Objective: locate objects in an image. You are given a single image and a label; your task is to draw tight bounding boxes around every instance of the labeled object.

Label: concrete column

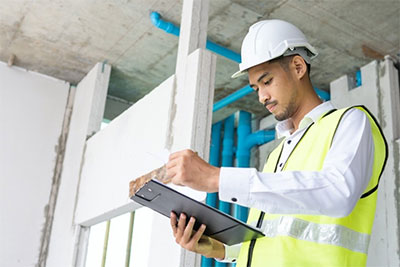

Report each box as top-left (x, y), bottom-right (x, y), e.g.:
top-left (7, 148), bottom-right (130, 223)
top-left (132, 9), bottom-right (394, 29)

top-left (169, 0), bottom-right (215, 203)
top-left (169, 0), bottom-right (214, 158)
top-left (169, 3), bottom-right (215, 266)
top-left (175, 0), bottom-right (209, 80)
top-left (173, 49), bottom-right (216, 267)
top-left (170, 48), bottom-right (216, 157)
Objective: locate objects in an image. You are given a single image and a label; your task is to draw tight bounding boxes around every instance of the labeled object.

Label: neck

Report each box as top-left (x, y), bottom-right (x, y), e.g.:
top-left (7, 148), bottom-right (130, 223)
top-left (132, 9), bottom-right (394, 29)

top-left (291, 85), bottom-right (322, 131)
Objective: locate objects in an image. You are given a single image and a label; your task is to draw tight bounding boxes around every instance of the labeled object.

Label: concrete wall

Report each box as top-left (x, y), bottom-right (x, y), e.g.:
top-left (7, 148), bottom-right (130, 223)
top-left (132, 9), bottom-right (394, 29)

top-left (0, 61), bottom-right (70, 267)
top-left (330, 57), bottom-right (400, 267)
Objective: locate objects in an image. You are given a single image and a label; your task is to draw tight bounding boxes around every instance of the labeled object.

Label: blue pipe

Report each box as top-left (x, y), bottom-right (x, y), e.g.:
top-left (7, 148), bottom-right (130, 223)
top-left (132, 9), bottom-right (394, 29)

top-left (314, 87), bottom-right (330, 101)
top-left (206, 122), bottom-right (222, 206)
top-left (356, 70), bottom-right (362, 87)
top-left (214, 86), bottom-right (330, 113)
top-left (213, 85), bottom-right (253, 112)
top-left (245, 130), bottom-right (275, 151)
top-left (214, 116), bottom-right (235, 267)
top-left (203, 122), bottom-right (222, 267)
top-left (219, 116), bottom-right (234, 213)
top-left (234, 111), bottom-right (276, 222)
top-left (150, 12), bottom-right (180, 36)
top-left (150, 11), bottom-right (241, 63)
top-left (222, 115), bottom-right (235, 168)
top-left (235, 111), bottom-right (252, 222)
top-left (206, 41), bottom-right (241, 63)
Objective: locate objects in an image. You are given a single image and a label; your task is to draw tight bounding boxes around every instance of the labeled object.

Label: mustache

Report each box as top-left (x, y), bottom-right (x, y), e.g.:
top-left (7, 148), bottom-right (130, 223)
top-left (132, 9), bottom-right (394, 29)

top-left (264, 100), bottom-right (277, 108)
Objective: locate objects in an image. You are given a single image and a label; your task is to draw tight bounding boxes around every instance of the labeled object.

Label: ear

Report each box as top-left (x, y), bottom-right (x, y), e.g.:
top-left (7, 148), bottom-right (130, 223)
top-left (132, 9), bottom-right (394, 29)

top-left (291, 55), bottom-right (307, 80)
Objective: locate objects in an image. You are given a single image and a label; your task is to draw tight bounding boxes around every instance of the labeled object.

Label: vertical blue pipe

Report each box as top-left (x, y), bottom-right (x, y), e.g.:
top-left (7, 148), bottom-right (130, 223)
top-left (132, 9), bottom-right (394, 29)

top-left (215, 116), bottom-right (234, 267)
top-left (356, 70), bottom-right (362, 87)
top-left (220, 116), bottom-right (234, 215)
top-left (235, 111), bottom-right (252, 222)
top-left (207, 122), bottom-right (222, 206)
top-left (202, 122), bottom-right (222, 267)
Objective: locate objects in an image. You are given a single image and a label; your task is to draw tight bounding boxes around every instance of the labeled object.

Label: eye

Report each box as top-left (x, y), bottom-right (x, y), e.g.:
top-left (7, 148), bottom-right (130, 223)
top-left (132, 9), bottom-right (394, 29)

top-left (265, 78), bottom-right (273, 85)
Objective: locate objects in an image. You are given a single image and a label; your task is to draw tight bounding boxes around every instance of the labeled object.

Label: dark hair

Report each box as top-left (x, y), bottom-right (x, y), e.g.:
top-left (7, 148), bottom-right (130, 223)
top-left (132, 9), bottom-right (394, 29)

top-left (269, 55), bottom-right (311, 75)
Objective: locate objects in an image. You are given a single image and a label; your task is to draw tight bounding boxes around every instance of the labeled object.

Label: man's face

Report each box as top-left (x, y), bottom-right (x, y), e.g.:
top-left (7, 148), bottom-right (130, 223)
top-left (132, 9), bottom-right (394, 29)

top-left (248, 60), bottom-right (298, 121)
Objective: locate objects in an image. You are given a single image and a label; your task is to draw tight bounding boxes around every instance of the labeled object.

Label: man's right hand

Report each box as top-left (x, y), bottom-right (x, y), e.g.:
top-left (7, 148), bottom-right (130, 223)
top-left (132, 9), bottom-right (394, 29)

top-left (170, 212), bottom-right (225, 259)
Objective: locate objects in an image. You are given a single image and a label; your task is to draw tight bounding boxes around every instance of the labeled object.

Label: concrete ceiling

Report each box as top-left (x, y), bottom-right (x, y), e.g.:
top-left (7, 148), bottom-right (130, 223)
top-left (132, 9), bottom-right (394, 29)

top-left (1, 0), bottom-right (399, 121)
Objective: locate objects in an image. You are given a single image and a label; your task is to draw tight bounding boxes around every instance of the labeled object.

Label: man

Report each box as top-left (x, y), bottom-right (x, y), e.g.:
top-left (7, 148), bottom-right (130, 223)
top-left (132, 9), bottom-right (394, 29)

top-left (166, 19), bottom-right (387, 266)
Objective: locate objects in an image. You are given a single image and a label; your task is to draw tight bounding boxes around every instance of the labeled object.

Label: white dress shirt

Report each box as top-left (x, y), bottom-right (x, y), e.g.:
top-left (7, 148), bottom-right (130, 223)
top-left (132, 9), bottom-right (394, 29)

top-left (218, 101), bottom-right (374, 262)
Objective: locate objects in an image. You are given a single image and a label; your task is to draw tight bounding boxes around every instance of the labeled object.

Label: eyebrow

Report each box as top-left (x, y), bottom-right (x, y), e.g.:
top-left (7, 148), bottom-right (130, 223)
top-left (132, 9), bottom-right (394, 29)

top-left (249, 72), bottom-right (270, 88)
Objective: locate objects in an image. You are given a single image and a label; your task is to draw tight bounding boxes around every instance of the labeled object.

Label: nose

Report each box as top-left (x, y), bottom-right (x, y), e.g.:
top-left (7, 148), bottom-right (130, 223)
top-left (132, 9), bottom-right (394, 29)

top-left (258, 88), bottom-right (270, 105)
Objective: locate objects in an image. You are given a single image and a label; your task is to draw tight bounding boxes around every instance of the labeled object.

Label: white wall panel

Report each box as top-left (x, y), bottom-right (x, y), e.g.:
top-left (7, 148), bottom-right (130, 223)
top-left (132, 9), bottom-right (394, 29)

top-left (75, 48), bottom-right (215, 267)
top-left (74, 75), bottom-right (176, 226)
top-left (0, 61), bottom-right (69, 267)
top-left (46, 63), bottom-right (111, 267)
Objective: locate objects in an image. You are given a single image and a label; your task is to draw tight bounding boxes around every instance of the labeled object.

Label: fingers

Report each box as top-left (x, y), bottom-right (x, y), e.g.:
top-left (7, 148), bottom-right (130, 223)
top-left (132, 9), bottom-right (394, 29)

top-left (170, 212), bottom-right (178, 237)
top-left (182, 216), bottom-right (195, 244)
top-left (166, 153), bottom-right (182, 184)
top-left (166, 160), bottom-right (184, 186)
top-left (169, 149), bottom-right (195, 161)
top-left (172, 213), bottom-right (205, 252)
top-left (176, 213), bottom-right (187, 242)
top-left (190, 223), bottom-right (206, 246)
top-left (167, 149), bottom-right (219, 192)
top-left (166, 158), bottom-right (177, 169)
top-left (166, 161), bottom-right (180, 185)
top-left (167, 150), bottom-right (196, 186)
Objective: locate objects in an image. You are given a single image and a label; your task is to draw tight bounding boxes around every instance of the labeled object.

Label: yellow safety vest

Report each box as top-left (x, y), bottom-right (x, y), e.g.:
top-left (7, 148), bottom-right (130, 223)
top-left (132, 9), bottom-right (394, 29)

top-left (236, 106), bottom-right (387, 267)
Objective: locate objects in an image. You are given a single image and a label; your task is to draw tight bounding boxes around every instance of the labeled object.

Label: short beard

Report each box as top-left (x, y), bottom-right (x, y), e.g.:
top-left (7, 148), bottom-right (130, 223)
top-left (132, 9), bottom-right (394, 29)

top-left (274, 92), bottom-right (297, 121)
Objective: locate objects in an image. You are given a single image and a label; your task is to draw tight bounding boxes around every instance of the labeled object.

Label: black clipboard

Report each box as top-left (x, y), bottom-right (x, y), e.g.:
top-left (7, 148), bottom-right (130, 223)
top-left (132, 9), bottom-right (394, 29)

top-left (130, 179), bottom-right (264, 245)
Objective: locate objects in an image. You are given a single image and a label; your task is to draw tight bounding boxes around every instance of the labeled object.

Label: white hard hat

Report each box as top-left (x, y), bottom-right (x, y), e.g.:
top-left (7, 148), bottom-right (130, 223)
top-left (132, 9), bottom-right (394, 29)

top-left (232, 19), bottom-right (318, 78)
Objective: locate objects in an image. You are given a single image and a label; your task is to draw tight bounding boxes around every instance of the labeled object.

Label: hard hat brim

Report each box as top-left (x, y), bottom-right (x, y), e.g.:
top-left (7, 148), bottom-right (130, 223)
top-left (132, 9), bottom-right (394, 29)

top-left (231, 69), bottom-right (247, 79)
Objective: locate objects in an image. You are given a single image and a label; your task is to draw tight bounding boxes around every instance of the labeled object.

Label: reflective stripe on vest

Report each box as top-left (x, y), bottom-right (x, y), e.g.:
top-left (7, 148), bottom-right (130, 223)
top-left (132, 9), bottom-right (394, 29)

top-left (259, 216), bottom-right (370, 254)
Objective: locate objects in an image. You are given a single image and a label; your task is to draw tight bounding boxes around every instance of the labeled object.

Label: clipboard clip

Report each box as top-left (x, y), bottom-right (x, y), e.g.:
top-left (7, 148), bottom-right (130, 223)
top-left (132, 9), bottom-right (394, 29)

top-left (135, 183), bottom-right (161, 201)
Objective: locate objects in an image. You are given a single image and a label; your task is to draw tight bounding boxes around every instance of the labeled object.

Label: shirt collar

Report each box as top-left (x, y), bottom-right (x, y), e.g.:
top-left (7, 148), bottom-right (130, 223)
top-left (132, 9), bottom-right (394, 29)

top-left (275, 101), bottom-right (336, 138)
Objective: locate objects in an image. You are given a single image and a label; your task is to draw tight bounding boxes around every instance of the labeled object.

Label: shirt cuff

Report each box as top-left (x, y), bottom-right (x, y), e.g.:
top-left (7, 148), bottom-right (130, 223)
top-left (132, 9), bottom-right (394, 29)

top-left (219, 167), bottom-right (253, 206)
top-left (215, 244), bottom-right (241, 263)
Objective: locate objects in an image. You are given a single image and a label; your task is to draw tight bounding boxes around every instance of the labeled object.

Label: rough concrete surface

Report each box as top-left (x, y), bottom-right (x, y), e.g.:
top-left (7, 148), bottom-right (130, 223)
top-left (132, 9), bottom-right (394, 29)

top-left (0, 0), bottom-right (399, 120)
